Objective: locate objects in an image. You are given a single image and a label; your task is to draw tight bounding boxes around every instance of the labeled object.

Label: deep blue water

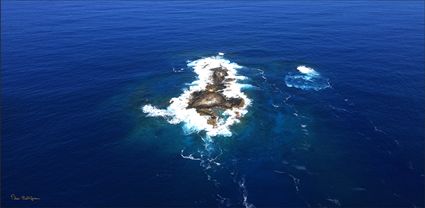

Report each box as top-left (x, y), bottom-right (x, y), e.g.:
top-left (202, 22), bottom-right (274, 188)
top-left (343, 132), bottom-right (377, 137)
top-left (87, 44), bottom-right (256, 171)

top-left (2, 1), bottom-right (424, 207)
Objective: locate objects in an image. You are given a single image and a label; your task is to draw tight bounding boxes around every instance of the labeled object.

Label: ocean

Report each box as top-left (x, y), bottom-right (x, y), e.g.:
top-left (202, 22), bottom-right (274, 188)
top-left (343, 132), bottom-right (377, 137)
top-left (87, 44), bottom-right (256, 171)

top-left (2, 1), bottom-right (424, 207)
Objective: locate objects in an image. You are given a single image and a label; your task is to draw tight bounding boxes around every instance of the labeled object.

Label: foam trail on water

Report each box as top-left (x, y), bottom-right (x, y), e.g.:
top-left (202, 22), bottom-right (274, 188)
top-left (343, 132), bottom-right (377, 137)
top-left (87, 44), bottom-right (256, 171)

top-left (142, 54), bottom-right (251, 137)
top-left (239, 177), bottom-right (255, 208)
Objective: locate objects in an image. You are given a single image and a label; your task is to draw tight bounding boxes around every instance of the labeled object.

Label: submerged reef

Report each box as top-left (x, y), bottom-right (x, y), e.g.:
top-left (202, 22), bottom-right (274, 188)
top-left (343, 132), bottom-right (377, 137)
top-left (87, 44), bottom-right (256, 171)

top-left (285, 65), bottom-right (330, 91)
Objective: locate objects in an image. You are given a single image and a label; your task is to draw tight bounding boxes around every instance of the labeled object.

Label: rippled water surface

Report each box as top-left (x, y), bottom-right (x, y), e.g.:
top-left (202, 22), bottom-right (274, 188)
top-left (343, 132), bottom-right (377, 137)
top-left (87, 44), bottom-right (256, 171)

top-left (2, 1), bottom-right (424, 207)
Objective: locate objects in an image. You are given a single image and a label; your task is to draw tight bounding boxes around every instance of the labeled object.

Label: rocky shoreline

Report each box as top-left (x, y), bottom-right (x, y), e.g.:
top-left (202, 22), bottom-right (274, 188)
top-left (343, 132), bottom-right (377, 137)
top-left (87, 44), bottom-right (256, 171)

top-left (187, 66), bottom-right (245, 127)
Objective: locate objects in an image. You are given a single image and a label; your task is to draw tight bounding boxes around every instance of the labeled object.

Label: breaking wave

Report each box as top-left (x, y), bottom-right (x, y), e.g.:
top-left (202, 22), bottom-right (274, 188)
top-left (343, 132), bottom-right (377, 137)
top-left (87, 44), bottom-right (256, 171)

top-left (285, 65), bottom-right (330, 91)
top-left (142, 53), bottom-right (251, 137)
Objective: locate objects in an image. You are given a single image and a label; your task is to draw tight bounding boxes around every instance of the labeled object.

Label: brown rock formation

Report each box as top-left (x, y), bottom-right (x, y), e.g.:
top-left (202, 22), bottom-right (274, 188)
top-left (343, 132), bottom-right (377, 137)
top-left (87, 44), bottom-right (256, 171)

top-left (189, 92), bottom-right (226, 108)
top-left (187, 65), bottom-right (245, 127)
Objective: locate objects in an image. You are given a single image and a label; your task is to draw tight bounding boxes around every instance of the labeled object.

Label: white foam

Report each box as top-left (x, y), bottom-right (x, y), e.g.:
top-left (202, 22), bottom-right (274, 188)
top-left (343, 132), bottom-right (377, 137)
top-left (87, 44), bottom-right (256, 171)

top-left (297, 65), bottom-right (319, 76)
top-left (142, 55), bottom-right (251, 137)
top-left (285, 65), bottom-right (330, 91)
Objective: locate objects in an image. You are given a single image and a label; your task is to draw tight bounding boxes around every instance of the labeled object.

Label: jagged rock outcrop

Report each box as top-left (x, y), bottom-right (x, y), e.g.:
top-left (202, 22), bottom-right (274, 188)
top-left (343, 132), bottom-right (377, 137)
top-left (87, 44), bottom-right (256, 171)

top-left (187, 66), bottom-right (245, 127)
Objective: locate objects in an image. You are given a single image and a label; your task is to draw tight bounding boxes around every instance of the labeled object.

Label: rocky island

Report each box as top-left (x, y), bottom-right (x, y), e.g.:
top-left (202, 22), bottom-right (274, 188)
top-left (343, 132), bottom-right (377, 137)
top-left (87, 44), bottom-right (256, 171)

top-left (143, 55), bottom-right (250, 137)
top-left (187, 66), bottom-right (245, 127)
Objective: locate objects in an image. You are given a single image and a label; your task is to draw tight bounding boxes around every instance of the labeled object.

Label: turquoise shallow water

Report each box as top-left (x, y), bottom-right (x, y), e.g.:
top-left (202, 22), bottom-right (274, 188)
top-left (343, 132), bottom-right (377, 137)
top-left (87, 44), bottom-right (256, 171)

top-left (2, 1), bottom-right (424, 207)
